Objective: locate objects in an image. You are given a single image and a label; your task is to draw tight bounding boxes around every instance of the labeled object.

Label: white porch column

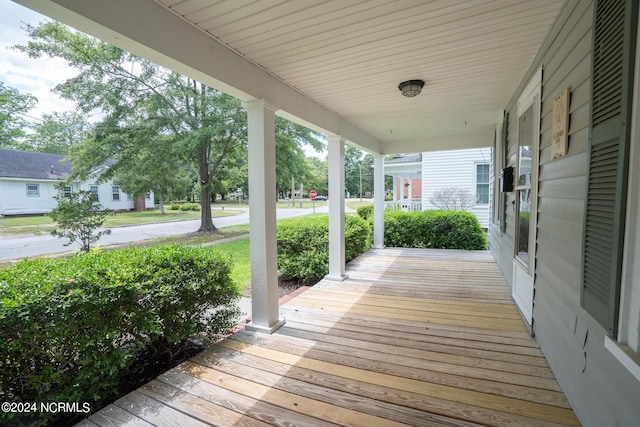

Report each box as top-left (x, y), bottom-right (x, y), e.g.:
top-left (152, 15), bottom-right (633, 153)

top-left (243, 99), bottom-right (284, 333)
top-left (392, 176), bottom-right (398, 201)
top-left (373, 155), bottom-right (385, 249)
top-left (326, 135), bottom-right (347, 281)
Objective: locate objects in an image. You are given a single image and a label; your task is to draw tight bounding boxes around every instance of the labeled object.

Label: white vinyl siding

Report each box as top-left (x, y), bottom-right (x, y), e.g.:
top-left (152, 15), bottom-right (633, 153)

top-left (422, 147), bottom-right (492, 228)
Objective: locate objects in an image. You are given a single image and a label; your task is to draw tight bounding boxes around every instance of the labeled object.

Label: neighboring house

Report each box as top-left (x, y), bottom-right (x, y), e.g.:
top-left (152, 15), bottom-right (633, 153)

top-left (0, 148), bottom-right (154, 216)
top-left (384, 147), bottom-right (492, 228)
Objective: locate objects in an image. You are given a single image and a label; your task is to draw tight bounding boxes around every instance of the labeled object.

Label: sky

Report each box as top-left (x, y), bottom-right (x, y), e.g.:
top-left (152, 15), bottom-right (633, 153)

top-left (0, 0), bottom-right (78, 123)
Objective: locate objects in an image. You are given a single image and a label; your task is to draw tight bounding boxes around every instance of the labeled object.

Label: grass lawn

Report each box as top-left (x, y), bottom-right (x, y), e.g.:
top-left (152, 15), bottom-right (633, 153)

top-left (345, 199), bottom-right (374, 210)
top-left (0, 208), bottom-right (240, 236)
top-left (212, 237), bottom-right (251, 293)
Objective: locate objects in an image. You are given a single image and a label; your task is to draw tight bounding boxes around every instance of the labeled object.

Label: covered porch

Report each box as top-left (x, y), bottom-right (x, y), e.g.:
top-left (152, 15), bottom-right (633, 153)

top-left (78, 248), bottom-right (580, 427)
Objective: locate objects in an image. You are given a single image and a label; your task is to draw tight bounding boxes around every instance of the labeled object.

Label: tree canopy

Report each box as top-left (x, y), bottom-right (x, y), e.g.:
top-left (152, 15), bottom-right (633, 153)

top-left (0, 81), bottom-right (37, 148)
top-left (16, 21), bottom-right (325, 230)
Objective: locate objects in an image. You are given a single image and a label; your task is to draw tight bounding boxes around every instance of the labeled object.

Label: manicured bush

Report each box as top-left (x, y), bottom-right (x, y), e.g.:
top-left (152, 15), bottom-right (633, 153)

top-left (357, 204), bottom-right (374, 221)
top-left (0, 245), bottom-right (239, 426)
top-left (179, 202), bottom-right (201, 211)
top-left (384, 210), bottom-right (487, 250)
top-left (277, 215), bottom-right (372, 283)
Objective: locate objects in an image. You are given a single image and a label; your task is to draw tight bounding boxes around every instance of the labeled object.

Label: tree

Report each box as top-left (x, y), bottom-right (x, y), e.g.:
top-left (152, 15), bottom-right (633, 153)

top-left (28, 110), bottom-right (90, 154)
top-left (304, 157), bottom-right (328, 197)
top-left (0, 81), bottom-right (37, 148)
top-left (274, 117), bottom-right (324, 201)
top-left (429, 187), bottom-right (476, 211)
top-left (344, 146), bottom-right (374, 199)
top-left (16, 21), bottom-right (247, 232)
top-left (49, 182), bottom-right (111, 252)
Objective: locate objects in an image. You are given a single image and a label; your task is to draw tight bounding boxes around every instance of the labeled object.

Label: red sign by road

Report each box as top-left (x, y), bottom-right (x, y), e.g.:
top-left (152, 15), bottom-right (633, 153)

top-left (310, 190), bottom-right (317, 199)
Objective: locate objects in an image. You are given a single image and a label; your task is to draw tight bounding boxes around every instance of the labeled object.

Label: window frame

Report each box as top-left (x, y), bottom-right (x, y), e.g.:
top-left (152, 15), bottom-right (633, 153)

top-left (475, 163), bottom-right (490, 205)
top-left (112, 185), bottom-right (121, 201)
top-left (26, 183), bottom-right (40, 197)
top-left (89, 184), bottom-right (99, 202)
top-left (63, 185), bottom-right (73, 198)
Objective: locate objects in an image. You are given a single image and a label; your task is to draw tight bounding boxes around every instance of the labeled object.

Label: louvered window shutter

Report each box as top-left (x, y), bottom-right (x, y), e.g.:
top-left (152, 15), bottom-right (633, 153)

top-left (582, 0), bottom-right (638, 336)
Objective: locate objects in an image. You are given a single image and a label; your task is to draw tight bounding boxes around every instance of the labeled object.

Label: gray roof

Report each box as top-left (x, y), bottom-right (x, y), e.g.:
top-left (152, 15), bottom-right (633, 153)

top-left (385, 153), bottom-right (422, 164)
top-left (0, 148), bottom-right (116, 180)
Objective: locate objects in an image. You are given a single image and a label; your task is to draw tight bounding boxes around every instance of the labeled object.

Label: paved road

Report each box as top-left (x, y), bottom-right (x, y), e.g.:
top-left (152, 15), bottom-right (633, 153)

top-left (0, 206), bottom-right (329, 261)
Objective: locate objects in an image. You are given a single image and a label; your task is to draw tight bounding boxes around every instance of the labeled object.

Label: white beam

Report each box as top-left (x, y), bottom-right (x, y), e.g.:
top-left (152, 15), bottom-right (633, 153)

top-left (243, 99), bottom-right (284, 334)
top-left (17, 0), bottom-right (381, 153)
top-left (326, 135), bottom-right (347, 281)
top-left (380, 129), bottom-right (494, 154)
top-left (373, 155), bottom-right (385, 249)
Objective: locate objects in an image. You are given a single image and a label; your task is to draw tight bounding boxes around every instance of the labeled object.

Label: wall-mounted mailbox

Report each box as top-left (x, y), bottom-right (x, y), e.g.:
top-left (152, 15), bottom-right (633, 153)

top-left (501, 166), bottom-right (514, 192)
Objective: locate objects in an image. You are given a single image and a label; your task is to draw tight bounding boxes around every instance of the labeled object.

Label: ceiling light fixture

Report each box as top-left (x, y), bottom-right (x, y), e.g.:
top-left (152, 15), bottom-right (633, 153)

top-left (398, 79), bottom-right (425, 97)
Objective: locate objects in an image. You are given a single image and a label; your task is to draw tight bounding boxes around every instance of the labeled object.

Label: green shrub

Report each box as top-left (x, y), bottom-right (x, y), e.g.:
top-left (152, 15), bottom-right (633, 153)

top-left (277, 215), bottom-right (372, 283)
top-left (384, 210), bottom-right (486, 250)
top-left (170, 202), bottom-right (181, 210)
top-left (179, 202), bottom-right (200, 211)
top-left (357, 204), bottom-right (374, 221)
top-left (0, 245), bottom-right (239, 426)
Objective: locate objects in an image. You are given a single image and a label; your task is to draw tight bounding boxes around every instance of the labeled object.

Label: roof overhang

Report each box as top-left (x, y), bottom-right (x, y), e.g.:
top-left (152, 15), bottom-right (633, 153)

top-left (15, 0), bottom-right (566, 155)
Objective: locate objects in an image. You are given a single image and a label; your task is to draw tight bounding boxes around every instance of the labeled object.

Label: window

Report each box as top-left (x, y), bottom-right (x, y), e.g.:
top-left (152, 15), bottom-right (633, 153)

top-left (476, 164), bottom-right (489, 204)
top-left (89, 185), bottom-right (99, 201)
top-left (112, 185), bottom-right (120, 201)
top-left (63, 185), bottom-right (72, 198)
top-left (26, 183), bottom-right (39, 197)
top-left (145, 192), bottom-right (151, 200)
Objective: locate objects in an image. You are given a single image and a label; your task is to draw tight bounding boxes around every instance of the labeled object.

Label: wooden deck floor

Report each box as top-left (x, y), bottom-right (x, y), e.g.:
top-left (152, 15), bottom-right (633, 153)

top-left (78, 248), bottom-right (581, 427)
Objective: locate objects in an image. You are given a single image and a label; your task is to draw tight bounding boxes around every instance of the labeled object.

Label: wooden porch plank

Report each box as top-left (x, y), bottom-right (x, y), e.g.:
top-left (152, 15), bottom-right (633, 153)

top-left (279, 303), bottom-right (540, 348)
top-left (282, 301), bottom-right (542, 356)
top-left (189, 350), bottom-right (484, 427)
top-left (276, 312), bottom-right (555, 378)
top-left (293, 287), bottom-right (523, 317)
top-left (137, 378), bottom-right (276, 427)
top-left (113, 391), bottom-right (211, 427)
top-left (201, 344), bottom-right (572, 427)
top-left (155, 369), bottom-right (340, 427)
top-left (88, 404), bottom-right (155, 427)
top-left (275, 323), bottom-right (562, 391)
top-left (280, 302), bottom-right (534, 341)
top-left (172, 360), bottom-right (411, 427)
top-left (227, 330), bottom-right (569, 408)
top-left (215, 339), bottom-right (580, 426)
top-left (286, 296), bottom-right (528, 332)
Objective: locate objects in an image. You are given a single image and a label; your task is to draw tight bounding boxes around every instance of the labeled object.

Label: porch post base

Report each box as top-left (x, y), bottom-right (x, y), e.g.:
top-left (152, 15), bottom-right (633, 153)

top-left (245, 318), bottom-right (286, 334)
top-left (325, 274), bottom-right (349, 282)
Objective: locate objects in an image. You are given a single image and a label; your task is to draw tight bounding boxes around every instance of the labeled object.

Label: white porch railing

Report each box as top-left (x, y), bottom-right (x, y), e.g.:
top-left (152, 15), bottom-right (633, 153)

top-left (385, 198), bottom-right (422, 212)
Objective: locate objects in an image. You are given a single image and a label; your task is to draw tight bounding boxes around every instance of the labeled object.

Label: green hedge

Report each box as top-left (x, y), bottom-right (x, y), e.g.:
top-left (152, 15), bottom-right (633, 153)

top-left (277, 215), bottom-right (372, 283)
top-left (0, 246), bottom-right (239, 426)
top-left (383, 210), bottom-right (487, 250)
top-left (356, 204), bottom-right (374, 221)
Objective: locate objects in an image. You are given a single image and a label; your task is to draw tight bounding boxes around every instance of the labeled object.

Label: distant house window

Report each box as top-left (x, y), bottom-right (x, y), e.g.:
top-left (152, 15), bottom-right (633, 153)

top-left (63, 185), bottom-right (73, 198)
top-left (89, 185), bottom-right (99, 201)
top-left (145, 192), bottom-right (151, 200)
top-left (112, 185), bottom-right (121, 201)
top-left (127, 193), bottom-right (133, 201)
top-left (26, 183), bottom-right (40, 197)
top-left (476, 164), bottom-right (490, 204)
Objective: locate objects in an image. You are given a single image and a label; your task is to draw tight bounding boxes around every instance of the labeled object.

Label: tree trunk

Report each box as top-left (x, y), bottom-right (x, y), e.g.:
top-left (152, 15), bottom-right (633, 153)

top-left (198, 146), bottom-right (215, 232)
top-left (159, 194), bottom-right (165, 215)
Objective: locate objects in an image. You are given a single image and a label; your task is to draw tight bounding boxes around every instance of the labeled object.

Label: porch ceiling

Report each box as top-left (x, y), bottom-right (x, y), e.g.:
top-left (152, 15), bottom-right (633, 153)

top-left (16, 0), bottom-right (565, 154)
